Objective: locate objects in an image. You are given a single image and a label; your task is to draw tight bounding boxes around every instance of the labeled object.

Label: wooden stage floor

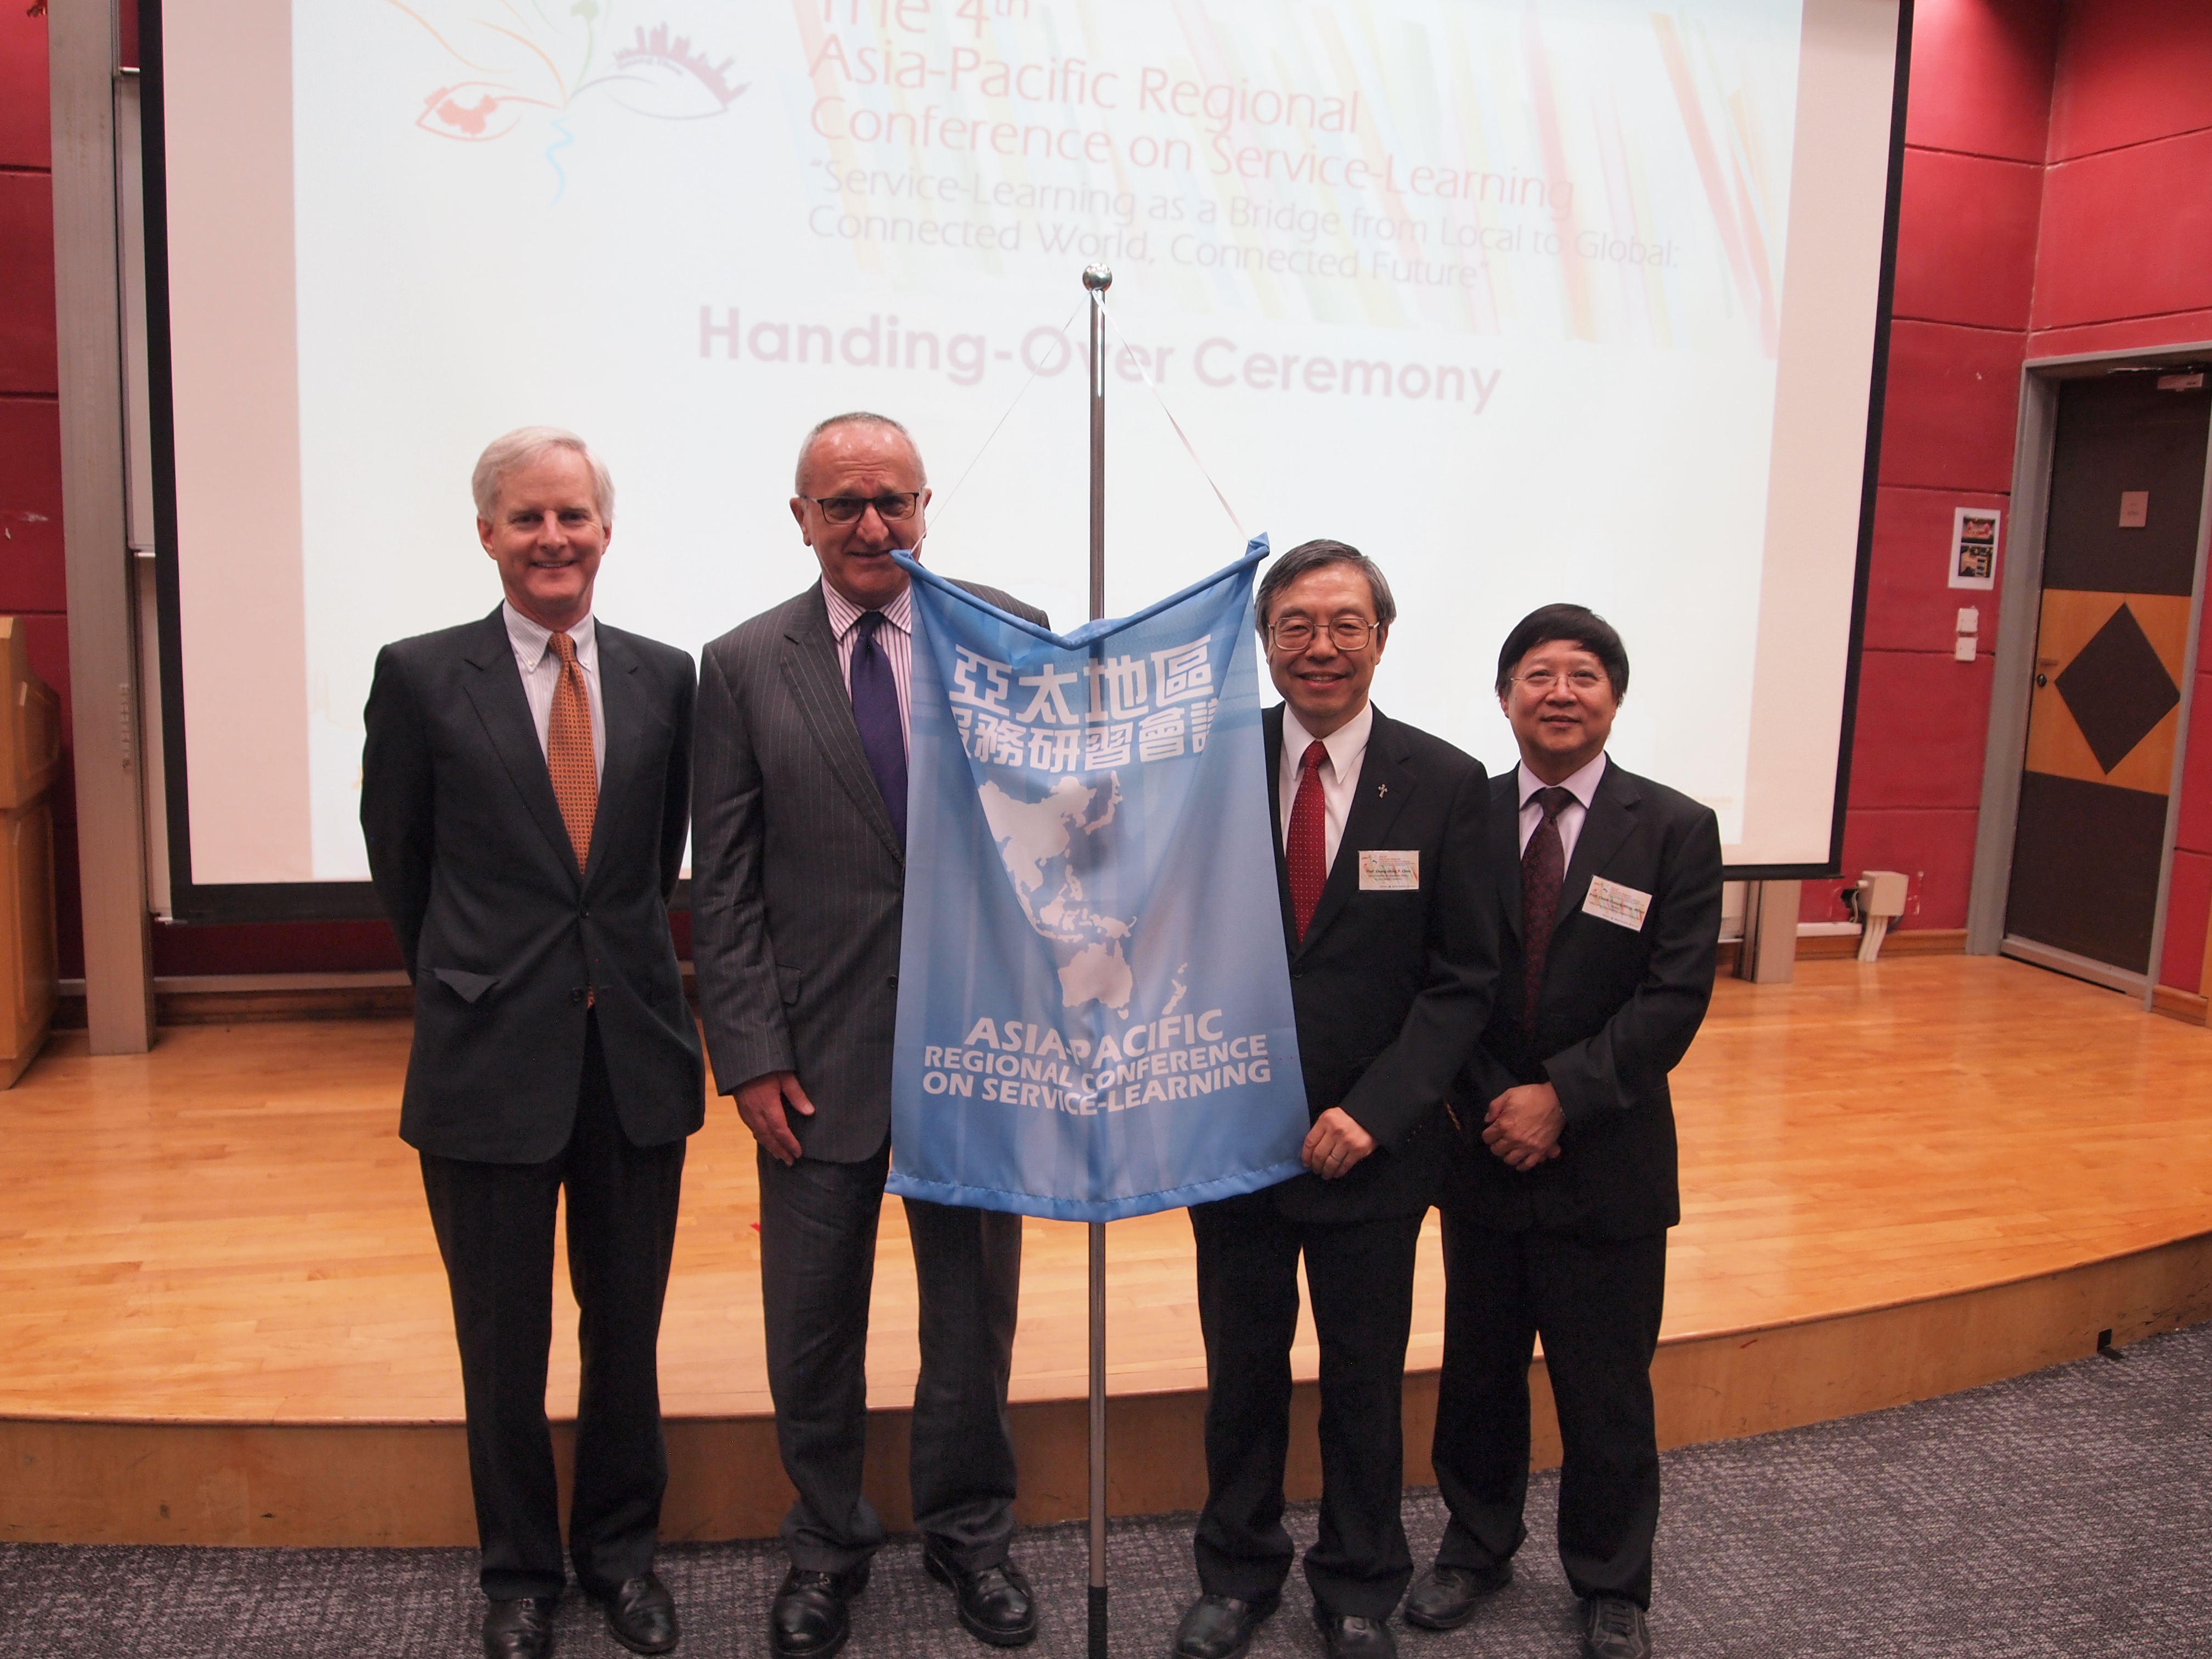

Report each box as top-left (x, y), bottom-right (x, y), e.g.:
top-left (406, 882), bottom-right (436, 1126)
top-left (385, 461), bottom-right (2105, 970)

top-left (4, 956), bottom-right (2210, 1545)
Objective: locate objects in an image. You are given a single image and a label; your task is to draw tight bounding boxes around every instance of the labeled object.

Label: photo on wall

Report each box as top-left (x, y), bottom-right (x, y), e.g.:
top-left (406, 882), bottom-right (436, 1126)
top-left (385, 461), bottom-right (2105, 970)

top-left (1948, 506), bottom-right (2000, 591)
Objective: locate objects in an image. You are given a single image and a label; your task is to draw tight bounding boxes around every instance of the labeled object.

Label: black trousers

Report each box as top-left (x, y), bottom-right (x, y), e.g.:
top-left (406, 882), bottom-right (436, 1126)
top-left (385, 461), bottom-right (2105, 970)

top-left (419, 1016), bottom-right (687, 1601)
top-left (1188, 1192), bottom-right (1425, 1620)
top-left (756, 1143), bottom-right (1024, 1573)
top-left (1428, 1212), bottom-right (1667, 1607)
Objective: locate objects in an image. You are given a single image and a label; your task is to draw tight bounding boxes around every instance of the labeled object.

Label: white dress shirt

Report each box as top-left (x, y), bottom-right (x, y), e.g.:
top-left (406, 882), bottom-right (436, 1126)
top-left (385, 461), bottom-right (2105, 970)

top-left (821, 577), bottom-right (913, 752)
top-left (503, 601), bottom-right (604, 782)
top-left (1516, 751), bottom-right (1609, 867)
top-left (1278, 701), bottom-right (1374, 876)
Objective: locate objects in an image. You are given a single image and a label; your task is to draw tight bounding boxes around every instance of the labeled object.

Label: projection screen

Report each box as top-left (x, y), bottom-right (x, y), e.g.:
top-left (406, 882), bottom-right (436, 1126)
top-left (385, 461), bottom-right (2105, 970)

top-left (142, 0), bottom-right (1906, 917)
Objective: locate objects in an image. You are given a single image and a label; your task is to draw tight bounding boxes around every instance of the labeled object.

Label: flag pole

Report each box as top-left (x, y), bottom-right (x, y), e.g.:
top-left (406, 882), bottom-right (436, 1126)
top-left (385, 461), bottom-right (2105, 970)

top-left (1081, 259), bottom-right (1112, 1659)
top-left (1086, 263), bottom-right (1111, 618)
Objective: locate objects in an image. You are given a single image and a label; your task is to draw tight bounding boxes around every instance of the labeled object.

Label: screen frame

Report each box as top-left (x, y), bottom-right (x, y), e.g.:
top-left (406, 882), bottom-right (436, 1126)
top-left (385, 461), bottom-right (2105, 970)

top-left (136, 0), bottom-right (1912, 923)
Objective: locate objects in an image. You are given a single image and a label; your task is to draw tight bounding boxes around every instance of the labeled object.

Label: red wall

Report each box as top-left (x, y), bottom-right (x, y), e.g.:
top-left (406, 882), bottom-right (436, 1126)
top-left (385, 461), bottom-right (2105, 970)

top-left (0, 5), bottom-right (83, 978)
top-left (2023, 1), bottom-right (2212, 992)
top-left (0, 11), bottom-right (402, 981)
top-left (8, 4), bottom-right (2212, 979)
top-left (1811, 0), bottom-right (2212, 964)
top-left (1806, 0), bottom-right (2061, 934)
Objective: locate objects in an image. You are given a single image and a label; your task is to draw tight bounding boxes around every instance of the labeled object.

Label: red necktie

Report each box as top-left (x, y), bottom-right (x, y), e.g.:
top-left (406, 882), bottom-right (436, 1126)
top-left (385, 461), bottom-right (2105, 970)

top-left (1521, 786), bottom-right (1575, 1035)
top-left (1287, 741), bottom-right (1329, 942)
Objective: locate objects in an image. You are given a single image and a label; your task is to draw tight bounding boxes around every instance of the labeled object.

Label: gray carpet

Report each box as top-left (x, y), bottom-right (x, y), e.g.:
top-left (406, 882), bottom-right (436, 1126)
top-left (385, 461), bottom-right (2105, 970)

top-left (5, 1320), bottom-right (2208, 1658)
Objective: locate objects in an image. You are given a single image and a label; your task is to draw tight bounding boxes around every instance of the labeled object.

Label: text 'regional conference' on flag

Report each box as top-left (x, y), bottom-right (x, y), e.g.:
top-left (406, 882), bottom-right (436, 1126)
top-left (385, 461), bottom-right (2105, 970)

top-left (885, 539), bottom-right (1310, 1222)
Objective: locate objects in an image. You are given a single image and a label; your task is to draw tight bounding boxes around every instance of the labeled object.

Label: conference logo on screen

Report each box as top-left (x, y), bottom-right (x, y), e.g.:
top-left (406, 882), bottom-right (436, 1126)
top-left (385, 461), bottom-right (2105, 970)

top-left (397, 4), bottom-right (748, 153)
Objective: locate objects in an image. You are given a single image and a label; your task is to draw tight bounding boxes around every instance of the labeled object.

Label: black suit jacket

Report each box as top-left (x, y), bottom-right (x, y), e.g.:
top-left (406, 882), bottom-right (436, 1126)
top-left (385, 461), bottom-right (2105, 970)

top-left (361, 608), bottom-right (706, 1163)
top-left (1259, 703), bottom-right (1496, 1223)
top-left (1449, 758), bottom-right (1723, 1238)
top-left (689, 579), bottom-right (1046, 1163)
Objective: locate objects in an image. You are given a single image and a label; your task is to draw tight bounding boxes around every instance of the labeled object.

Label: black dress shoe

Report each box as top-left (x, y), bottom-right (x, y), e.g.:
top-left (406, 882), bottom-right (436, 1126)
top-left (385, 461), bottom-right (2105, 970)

top-left (1402, 1562), bottom-right (1511, 1631)
top-left (922, 1548), bottom-right (1039, 1646)
top-left (1582, 1595), bottom-right (1650, 1659)
top-left (769, 1562), bottom-right (870, 1659)
top-left (1314, 1607), bottom-right (1397, 1659)
top-left (595, 1573), bottom-right (678, 1655)
top-left (1171, 1592), bottom-right (1279, 1659)
top-left (483, 1596), bottom-right (558, 1659)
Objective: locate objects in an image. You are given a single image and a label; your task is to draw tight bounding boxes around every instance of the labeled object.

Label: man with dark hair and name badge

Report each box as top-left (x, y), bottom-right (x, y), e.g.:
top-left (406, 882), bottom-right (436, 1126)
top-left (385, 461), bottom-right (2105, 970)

top-left (1407, 605), bottom-right (1723, 1659)
top-left (1173, 540), bottom-right (1495, 1659)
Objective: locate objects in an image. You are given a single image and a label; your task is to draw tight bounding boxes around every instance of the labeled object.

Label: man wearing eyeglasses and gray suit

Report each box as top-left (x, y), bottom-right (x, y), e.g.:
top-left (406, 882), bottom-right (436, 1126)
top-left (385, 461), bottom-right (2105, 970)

top-left (690, 413), bottom-right (1049, 1659)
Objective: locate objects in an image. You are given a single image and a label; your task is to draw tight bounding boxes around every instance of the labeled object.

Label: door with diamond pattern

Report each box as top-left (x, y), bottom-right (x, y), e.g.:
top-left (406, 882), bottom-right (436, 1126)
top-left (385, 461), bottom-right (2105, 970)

top-left (2005, 373), bottom-right (2211, 979)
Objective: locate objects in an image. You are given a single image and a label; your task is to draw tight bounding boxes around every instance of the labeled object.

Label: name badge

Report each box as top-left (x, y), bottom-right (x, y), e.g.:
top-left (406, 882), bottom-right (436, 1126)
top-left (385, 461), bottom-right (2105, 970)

top-left (1583, 876), bottom-right (1652, 931)
top-left (1358, 850), bottom-right (1420, 891)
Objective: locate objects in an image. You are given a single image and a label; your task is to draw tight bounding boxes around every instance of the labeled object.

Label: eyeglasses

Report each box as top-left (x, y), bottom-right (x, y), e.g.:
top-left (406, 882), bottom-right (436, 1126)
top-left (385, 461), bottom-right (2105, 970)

top-left (808, 492), bottom-right (922, 524)
top-left (1268, 618), bottom-right (1381, 653)
top-left (1511, 669), bottom-right (1609, 694)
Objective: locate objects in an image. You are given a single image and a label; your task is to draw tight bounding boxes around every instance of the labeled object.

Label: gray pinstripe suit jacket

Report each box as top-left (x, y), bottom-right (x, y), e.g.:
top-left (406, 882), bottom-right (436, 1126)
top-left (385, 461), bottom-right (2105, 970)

top-left (690, 578), bottom-right (1046, 1163)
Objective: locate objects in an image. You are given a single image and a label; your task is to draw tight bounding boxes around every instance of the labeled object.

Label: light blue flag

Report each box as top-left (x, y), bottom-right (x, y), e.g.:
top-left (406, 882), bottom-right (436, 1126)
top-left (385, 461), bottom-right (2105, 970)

top-left (885, 539), bottom-right (1310, 1222)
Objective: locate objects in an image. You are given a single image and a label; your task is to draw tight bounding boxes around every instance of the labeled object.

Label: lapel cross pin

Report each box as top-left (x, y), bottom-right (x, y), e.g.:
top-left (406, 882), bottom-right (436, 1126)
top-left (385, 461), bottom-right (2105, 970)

top-left (1377, 784), bottom-right (1389, 797)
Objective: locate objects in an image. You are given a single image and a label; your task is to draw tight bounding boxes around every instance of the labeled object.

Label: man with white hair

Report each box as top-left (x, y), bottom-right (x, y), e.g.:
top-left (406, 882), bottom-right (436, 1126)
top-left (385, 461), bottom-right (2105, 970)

top-left (362, 428), bottom-right (704, 1659)
top-left (691, 413), bottom-right (1048, 1658)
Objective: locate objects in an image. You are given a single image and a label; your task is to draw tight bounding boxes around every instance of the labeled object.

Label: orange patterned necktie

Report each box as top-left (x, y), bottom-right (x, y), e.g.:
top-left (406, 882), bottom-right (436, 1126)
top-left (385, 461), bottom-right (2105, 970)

top-left (546, 631), bottom-right (597, 875)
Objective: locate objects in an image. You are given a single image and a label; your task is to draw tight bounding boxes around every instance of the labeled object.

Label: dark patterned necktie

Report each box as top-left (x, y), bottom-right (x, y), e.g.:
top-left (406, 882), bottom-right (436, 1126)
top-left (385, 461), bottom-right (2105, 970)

top-left (1286, 741), bottom-right (1328, 942)
top-left (1521, 786), bottom-right (1576, 1035)
top-left (850, 610), bottom-right (907, 845)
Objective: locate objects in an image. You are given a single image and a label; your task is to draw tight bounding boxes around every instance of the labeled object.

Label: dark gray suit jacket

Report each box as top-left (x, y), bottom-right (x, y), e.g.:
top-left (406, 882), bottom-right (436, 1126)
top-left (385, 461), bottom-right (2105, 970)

top-left (360, 608), bottom-right (706, 1163)
top-left (689, 578), bottom-right (1046, 1163)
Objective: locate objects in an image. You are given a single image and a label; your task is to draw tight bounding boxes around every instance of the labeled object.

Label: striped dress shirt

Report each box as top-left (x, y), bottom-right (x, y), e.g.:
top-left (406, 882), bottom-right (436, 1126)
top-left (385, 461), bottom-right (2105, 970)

top-left (820, 576), bottom-right (913, 753)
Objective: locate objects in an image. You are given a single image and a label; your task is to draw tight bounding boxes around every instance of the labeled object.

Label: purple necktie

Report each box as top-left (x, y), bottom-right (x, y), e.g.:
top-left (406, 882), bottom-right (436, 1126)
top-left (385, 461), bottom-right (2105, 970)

top-left (1521, 786), bottom-right (1575, 1036)
top-left (850, 611), bottom-right (907, 845)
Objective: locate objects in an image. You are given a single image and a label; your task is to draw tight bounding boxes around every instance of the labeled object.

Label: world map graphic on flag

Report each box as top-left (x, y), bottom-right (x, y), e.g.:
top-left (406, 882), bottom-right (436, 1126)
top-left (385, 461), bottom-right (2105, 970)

top-left (975, 776), bottom-right (1135, 1014)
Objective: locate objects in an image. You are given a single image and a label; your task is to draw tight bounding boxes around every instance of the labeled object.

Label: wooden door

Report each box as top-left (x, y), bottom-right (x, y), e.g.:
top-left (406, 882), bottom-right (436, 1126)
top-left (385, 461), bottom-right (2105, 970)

top-left (2005, 374), bottom-right (2211, 980)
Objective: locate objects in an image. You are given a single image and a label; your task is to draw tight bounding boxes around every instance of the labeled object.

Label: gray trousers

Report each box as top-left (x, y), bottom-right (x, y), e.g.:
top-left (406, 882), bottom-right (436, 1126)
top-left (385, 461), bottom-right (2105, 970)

top-left (757, 1143), bottom-right (1023, 1572)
